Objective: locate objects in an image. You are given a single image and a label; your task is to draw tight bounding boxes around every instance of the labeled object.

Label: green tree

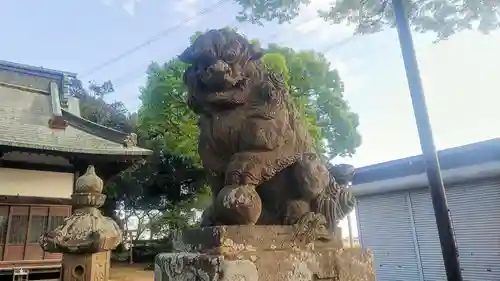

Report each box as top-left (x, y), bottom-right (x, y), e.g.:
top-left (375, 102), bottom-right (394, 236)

top-left (235, 0), bottom-right (310, 24)
top-left (263, 44), bottom-right (361, 158)
top-left (149, 201), bottom-right (200, 238)
top-left (234, 0), bottom-right (500, 40)
top-left (68, 78), bottom-right (135, 133)
top-left (138, 34), bottom-right (361, 161)
top-left (259, 51), bottom-right (323, 155)
top-left (138, 60), bottom-right (201, 164)
top-left (71, 79), bottom-right (208, 235)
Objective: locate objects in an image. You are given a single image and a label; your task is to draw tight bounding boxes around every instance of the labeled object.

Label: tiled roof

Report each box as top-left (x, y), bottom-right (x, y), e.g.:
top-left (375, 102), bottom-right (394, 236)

top-left (0, 62), bottom-right (152, 157)
top-left (0, 60), bottom-right (77, 78)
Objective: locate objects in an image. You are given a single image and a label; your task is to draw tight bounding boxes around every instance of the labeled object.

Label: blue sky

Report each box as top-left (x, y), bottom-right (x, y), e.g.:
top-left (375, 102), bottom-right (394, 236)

top-left (2, 0), bottom-right (500, 236)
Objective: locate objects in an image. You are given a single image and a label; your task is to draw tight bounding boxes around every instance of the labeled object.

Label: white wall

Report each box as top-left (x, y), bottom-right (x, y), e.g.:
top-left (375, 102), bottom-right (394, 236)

top-left (0, 168), bottom-right (73, 198)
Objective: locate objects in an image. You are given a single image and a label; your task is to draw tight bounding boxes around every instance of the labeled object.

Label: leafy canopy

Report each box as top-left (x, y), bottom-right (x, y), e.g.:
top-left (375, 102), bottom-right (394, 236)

top-left (138, 31), bottom-right (361, 161)
top-left (138, 60), bottom-right (201, 164)
top-left (72, 79), bottom-right (208, 230)
top-left (264, 43), bottom-right (361, 158)
top-left (68, 78), bottom-right (135, 133)
top-left (233, 0), bottom-right (500, 40)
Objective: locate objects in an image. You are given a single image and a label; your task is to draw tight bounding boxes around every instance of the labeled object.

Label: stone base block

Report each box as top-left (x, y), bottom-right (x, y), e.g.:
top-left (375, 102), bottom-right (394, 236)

top-left (155, 226), bottom-right (374, 281)
top-left (61, 251), bottom-right (111, 281)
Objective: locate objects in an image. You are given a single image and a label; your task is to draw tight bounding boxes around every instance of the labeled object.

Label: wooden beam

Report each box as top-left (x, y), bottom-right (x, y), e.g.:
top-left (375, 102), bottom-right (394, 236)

top-left (0, 145), bottom-right (146, 164)
top-left (0, 196), bottom-right (71, 206)
top-left (0, 159), bottom-right (74, 173)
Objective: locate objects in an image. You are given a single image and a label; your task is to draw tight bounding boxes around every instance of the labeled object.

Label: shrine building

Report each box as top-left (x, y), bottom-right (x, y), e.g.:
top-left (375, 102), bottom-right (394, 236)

top-left (0, 60), bottom-right (152, 279)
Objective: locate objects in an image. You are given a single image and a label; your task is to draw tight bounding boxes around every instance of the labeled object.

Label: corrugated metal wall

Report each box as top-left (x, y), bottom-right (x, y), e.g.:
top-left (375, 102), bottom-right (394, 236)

top-left (446, 180), bottom-right (500, 280)
top-left (357, 192), bottom-right (421, 281)
top-left (409, 189), bottom-right (446, 281)
top-left (357, 178), bottom-right (500, 281)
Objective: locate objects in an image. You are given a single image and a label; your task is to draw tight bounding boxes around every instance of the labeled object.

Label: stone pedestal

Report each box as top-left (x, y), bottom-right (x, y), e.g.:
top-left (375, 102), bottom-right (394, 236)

top-left (62, 252), bottom-right (111, 281)
top-left (155, 225), bottom-right (374, 281)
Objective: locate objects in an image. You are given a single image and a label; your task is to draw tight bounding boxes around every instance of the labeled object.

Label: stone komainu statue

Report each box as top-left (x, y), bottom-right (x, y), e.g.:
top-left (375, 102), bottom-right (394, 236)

top-left (179, 29), bottom-right (355, 238)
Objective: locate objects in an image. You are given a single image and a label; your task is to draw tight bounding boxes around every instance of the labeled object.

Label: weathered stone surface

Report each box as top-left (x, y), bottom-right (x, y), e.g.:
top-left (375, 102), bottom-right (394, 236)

top-left (39, 165), bottom-right (121, 281)
top-left (40, 166), bottom-right (122, 254)
top-left (61, 251), bottom-right (111, 281)
top-left (157, 28), bottom-right (373, 281)
top-left (156, 226), bottom-right (374, 281)
top-left (179, 28), bottom-right (356, 235)
top-left (75, 165), bottom-right (104, 193)
top-left (175, 225), bottom-right (343, 254)
top-left (155, 253), bottom-right (222, 281)
top-left (40, 207), bottom-right (122, 254)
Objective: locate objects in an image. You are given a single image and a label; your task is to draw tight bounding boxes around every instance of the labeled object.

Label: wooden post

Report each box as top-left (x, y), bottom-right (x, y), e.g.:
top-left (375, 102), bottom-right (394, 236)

top-left (128, 230), bottom-right (136, 265)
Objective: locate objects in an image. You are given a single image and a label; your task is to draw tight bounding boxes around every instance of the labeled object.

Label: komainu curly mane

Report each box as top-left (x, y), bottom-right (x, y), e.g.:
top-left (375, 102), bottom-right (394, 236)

top-left (179, 28), bottom-right (354, 239)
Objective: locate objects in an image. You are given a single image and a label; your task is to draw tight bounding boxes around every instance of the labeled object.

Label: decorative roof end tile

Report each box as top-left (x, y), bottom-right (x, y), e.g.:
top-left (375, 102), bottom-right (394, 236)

top-left (123, 133), bottom-right (138, 148)
top-left (48, 81), bottom-right (67, 129)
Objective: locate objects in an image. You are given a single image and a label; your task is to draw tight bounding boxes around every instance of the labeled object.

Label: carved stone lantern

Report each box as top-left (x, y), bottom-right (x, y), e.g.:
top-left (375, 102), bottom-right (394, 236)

top-left (39, 166), bottom-right (122, 281)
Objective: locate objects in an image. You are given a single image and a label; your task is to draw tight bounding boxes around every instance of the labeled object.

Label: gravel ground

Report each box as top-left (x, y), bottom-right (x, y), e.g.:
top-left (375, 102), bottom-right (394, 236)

top-left (110, 262), bottom-right (153, 281)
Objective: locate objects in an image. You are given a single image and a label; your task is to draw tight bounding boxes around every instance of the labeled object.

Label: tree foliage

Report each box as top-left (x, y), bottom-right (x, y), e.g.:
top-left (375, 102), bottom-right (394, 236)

top-left (149, 202), bottom-right (200, 237)
top-left (138, 33), bottom-right (361, 161)
top-left (259, 49), bottom-right (361, 157)
top-left (68, 79), bottom-right (135, 133)
top-left (319, 0), bottom-right (500, 39)
top-left (138, 60), bottom-right (201, 164)
top-left (70, 78), bottom-right (206, 209)
top-left (106, 151), bottom-right (206, 212)
top-left (235, 0), bottom-right (310, 24)
top-left (259, 43), bottom-right (361, 158)
top-left (259, 51), bottom-right (323, 152)
top-left (71, 79), bottom-right (207, 237)
top-left (234, 0), bottom-right (500, 40)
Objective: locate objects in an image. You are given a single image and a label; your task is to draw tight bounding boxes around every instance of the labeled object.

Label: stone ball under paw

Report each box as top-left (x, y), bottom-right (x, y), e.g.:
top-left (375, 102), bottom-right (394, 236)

top-left (214, 185), bottom-right (262, 225)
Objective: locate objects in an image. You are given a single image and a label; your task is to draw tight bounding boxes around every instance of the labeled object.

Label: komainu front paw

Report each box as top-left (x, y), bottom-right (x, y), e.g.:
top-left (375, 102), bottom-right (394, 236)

top-left (292, 212), bottom-right (333, 243)
top-left (214, 184), bottom-right (262, 225)
top-left (294, 153), bottom-right (329, 200)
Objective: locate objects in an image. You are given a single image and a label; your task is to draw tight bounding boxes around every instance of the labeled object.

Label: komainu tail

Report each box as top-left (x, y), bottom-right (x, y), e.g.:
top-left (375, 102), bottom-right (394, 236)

top-left (313, 164), bottom-right (356, 231)
top-left (313, 181), bottom-right (355, 231)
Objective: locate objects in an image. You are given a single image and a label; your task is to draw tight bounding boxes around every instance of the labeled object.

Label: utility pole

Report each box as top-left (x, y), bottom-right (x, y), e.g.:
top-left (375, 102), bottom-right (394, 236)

top-left (391, 0), bottom-right (463, 280)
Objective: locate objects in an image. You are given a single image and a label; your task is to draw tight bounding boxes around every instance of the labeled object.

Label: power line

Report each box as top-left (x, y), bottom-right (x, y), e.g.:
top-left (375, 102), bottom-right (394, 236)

top-left (86, 12), bottom-right (315, 81)
top-left (79, 0), bottom-right (230, 78)
top-left (109, 17), bottom-right (358, 89)
top-left (109, 17), bottom-right (243, 86)
top-left (322, 35), bottom-right (358, 54)
top-left (112, 35), bottom-right (357, 89)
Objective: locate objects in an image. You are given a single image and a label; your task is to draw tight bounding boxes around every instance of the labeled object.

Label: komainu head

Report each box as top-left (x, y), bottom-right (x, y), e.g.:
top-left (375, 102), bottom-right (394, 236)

top-left (179, 29), bottom-right (263, 114)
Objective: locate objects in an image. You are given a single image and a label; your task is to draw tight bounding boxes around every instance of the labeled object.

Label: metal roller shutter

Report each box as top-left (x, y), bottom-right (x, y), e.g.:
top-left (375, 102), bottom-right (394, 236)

top-left (357, 191), bottom-right (421, 281)
top-left (446, 179), bottom-right (500, 281)
top-left (409, 188), bottom-right (446, 281)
